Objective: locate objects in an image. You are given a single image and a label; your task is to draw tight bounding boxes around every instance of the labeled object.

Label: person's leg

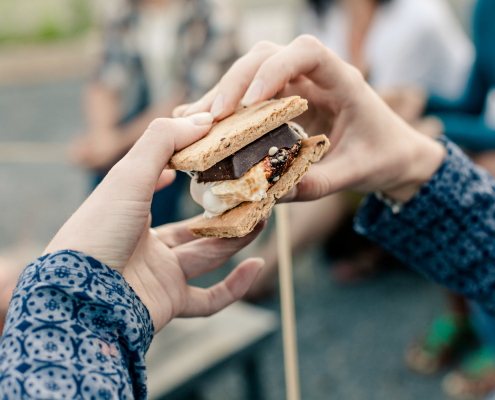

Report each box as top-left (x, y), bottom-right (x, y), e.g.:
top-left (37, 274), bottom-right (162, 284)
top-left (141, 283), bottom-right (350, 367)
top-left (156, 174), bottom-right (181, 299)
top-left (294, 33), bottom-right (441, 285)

top-left (441, 302), bottom-right (495, 400)
top-left (405, 292), bottom-right (474, 375)
top-left (245, 193), bottom-right (349, 301)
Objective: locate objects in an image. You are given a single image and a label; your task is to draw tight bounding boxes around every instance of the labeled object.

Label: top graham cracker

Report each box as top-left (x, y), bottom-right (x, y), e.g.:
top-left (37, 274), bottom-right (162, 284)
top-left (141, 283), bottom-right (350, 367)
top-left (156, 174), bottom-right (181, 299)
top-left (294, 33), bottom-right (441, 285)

top-left (167, 96), bottom-right (308, 172)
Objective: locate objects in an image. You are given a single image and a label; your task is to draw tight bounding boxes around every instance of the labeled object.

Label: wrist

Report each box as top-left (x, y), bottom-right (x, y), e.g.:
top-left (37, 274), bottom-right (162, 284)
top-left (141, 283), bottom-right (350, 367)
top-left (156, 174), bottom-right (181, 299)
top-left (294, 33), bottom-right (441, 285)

top-left (383, 133), bottom-right (446, 203)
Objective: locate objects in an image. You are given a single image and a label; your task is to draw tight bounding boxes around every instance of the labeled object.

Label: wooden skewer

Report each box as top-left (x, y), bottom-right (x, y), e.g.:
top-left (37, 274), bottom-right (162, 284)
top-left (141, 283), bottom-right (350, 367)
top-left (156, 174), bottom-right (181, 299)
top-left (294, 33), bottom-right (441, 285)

top-left (276, 203), bottom-right (301, 400)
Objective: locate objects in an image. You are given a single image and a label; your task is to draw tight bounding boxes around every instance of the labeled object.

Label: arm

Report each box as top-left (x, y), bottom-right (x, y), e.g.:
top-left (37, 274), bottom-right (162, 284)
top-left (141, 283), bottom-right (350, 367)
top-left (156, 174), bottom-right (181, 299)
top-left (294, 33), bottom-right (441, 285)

top-left (427, 58), bottom-right (487, 115)
top-left (355, 138), bottom-right (495, 315)
top-left (427, 0), bottom-right (492, 115)
top-left (0, 250), bottom-right (152, 399)
top-left (73, 83), bottom-right (186, 171)
top-left (84, 82), bottom-right (120, 131)
top-left (73, 8), bottom-right (188, 171)
top-left (116, 93), bottom-right (186, 151)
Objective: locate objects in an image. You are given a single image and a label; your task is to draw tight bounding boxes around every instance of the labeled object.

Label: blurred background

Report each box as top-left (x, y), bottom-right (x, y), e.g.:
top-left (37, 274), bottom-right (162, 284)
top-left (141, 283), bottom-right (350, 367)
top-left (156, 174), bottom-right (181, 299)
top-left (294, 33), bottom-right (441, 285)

top-left (0, 0), bottom-right (489, 399)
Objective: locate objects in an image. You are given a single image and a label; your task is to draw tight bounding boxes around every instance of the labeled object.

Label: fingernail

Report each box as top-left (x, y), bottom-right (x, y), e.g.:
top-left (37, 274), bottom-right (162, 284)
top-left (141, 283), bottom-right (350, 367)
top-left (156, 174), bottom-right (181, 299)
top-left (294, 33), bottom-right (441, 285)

top-left (172, 104), bottom-right (189, 118)
top-left (186, 112), bottom-right (214, 126)
top-left (210, 93), bottom-right (224, 118)
top-left (242, 80), bottom-right (264, 107)
top-left (253, 257), bottom-right (265, 268)
top-left (183, 100), bottom-right (205, 117)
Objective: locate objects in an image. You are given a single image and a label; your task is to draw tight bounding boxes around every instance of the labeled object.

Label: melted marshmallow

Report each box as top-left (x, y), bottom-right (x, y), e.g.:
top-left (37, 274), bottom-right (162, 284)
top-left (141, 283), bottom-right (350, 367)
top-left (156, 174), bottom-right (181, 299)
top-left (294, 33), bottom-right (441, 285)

top-left (190, 162), bottom-right (269, 218)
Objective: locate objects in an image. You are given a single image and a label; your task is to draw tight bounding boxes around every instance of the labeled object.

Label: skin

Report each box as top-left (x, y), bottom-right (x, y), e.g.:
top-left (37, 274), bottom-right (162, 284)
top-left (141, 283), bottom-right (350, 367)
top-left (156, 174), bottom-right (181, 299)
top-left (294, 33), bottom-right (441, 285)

top-left (175, 35), bottom-right (446, 204)
top-left (46, 113), bottom-right (265, 333)
top-left (70, 84), bottom-right (186, 172)
top-left (70, 0), bottom-right (183, 171)
top-left (340, 0), bottom-right (379, 76)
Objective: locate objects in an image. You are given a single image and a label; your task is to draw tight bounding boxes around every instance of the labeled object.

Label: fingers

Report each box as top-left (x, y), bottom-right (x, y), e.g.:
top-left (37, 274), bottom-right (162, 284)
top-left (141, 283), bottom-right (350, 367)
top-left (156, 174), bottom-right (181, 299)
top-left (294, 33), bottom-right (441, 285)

top-left (175, 36), bottom-right (352, 124)
top-left (154, 216), bottom-right (204, 248)
top-left (173, 219), bottom-right (266, 280)
top-left (155, 170), bottom-right (176, 192)
top-left (155, 211), bottom-right (270, 249)
top-left (209, 42), bottom-right (281, 120)
top-left (102, 114), bottom-right (213, 200)
top-left (243, 36), bottom-right (361, 116)
top-left (184, 41), bottom-right (281, 121)
top-left (182, 86), bottom-right (218, 117)
top-left (179, 258), bottom-right (264, 317)
top-left (172, 103), bottom-right (192, 118)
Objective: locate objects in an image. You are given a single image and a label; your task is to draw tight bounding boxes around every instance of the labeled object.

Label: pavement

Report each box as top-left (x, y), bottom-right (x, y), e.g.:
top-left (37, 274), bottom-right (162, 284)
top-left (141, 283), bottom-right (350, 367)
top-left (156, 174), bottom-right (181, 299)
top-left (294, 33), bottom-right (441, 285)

top-left (0, 35), bottom-right (98, 86)
top-left (0, 79), bottom-right (451, 399)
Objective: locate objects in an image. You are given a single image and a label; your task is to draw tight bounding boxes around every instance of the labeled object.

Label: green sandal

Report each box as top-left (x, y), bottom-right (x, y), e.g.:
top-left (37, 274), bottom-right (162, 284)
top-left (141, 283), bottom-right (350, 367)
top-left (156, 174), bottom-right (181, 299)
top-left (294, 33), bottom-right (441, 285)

top-left (405, 313), bottom-right (474, 375)
top-left (442, 345), bottom-right (495, 400)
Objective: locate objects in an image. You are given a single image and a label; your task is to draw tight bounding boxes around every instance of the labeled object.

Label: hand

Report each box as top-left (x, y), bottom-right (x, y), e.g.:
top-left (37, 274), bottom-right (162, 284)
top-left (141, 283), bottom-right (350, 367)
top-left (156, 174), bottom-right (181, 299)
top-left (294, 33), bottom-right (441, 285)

top-left (70, 128), bottom-right (128, 171)
top-left (45, 113), bottom-right (266, 333)
top-left (174, 36), bottom-right (446, 203)
top-left (378, 85), bottom-right (427, 124)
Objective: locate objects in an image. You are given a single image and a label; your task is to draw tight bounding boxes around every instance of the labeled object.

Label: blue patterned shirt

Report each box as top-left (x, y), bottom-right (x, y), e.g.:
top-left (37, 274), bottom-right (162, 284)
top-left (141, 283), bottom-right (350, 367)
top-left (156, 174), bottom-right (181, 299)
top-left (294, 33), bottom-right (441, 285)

top-left (355, 138), bottom-right (495, 316)
top-left (0, 250), bottom-right (153, 399)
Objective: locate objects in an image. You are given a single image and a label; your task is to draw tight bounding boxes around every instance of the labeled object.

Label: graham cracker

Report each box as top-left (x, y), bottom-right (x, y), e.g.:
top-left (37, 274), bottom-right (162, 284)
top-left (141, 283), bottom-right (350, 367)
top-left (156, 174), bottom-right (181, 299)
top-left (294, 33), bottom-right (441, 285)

top-left (188, 135), bottom-right (330, 238)
top-left (167, 96), bottom-right (308, 172)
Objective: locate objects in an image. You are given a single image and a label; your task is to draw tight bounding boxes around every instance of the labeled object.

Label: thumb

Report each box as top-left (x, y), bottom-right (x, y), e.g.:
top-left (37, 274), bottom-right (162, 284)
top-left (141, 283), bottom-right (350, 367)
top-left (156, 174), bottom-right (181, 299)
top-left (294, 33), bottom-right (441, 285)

top-left (101, 113), bottom-right (213, 199)
top-left (125, 112), bottom-right (213, 177)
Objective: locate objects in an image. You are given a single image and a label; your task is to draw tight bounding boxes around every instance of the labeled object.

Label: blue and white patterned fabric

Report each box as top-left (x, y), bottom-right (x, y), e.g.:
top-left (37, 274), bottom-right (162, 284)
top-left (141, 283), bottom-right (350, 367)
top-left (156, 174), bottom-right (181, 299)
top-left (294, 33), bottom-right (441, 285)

top-left (355, 138), bottom-right (495, 316)
top-left (0, 250), bottom-right (153, 399)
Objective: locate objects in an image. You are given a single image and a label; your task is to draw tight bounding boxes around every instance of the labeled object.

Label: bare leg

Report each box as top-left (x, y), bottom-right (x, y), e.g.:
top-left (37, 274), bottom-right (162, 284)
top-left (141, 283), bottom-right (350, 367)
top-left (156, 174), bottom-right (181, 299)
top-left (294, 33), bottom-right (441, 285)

top-left (245, 193), bottom-right (349, 301)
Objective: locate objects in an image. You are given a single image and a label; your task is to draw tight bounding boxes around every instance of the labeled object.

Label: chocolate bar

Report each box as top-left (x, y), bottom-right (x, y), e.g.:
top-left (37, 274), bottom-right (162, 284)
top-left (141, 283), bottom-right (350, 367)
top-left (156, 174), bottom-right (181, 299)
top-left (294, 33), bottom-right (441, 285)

top-left (197, 123), bottom-right (301, 182)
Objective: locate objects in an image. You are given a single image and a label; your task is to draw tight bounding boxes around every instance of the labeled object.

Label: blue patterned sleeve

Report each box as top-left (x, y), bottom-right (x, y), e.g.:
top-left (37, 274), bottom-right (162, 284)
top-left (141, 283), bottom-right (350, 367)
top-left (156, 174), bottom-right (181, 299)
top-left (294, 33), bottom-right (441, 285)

top-left (355, 139), bottom-right (495, 315)
top-left (0, 250), bottom-right (154, 399)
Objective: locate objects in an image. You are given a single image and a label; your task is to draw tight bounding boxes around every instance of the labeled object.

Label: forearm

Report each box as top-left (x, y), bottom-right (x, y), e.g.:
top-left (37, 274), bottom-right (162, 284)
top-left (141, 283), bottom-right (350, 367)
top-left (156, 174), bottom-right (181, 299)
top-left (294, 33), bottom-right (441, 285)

top-left (0, 250), bottom-right (153, 399)
top-left (355, 138), bottom-right (495, 315)
top-left (84, 83), bottom-right (121, 130)
top-left (426, 61), bottom-right (486, 115)
top-left (117, 96), bottom-right (184, 150)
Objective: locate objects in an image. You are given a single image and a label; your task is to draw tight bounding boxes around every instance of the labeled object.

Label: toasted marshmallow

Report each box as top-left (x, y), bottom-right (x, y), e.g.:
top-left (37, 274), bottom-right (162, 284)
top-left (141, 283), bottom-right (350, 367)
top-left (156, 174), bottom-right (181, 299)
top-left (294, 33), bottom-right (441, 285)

top-left (190, 162), bottom-right (269, 218)
top-left (287, 121), bottom-right (308, 139)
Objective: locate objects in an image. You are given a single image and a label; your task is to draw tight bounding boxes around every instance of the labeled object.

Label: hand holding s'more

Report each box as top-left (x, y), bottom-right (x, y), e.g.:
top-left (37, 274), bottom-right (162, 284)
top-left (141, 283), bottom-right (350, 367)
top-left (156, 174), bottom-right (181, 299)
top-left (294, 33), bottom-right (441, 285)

top-left (173, 35), bottom-right (438, 216)
top-left (168, 96), bottom-right (330, 238)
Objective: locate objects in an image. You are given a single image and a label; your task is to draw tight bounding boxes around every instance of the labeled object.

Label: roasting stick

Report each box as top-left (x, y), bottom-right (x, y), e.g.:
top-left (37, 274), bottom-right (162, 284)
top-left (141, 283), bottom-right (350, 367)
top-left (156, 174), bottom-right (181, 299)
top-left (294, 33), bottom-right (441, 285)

top-left (276, 203), bottom-right (301, 400)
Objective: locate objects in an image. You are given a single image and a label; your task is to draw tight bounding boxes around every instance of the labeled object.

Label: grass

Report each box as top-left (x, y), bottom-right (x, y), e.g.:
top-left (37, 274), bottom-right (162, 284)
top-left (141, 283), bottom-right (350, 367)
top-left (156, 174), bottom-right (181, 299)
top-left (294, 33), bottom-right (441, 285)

top-left (0, 0), bottom-right (94, 45)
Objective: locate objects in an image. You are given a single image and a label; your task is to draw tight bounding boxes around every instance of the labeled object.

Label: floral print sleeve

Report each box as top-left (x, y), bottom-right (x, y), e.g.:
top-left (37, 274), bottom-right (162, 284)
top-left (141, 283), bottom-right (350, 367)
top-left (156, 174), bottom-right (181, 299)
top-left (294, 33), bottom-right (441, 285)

top-left (355, 138), bottom-right (495, 316)
top-left (0, 250), bottom-right (153, 400)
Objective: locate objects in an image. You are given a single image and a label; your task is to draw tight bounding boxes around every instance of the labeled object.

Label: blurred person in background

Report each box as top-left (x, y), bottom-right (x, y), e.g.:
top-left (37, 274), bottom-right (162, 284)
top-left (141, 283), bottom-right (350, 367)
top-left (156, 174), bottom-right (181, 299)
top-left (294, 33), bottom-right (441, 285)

top-left (71, 0), bottom-right (238, 227)
top-left (380, 1), bottom-right (495, 398)
top-left (247, 0), bottom-right (474, 297)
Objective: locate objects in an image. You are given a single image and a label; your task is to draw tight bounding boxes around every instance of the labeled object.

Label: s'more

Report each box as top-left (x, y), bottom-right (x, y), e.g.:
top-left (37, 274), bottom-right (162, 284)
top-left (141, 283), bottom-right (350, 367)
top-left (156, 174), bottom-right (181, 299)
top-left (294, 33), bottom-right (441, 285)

top-left (167, 96), bottom-right (330, 238)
